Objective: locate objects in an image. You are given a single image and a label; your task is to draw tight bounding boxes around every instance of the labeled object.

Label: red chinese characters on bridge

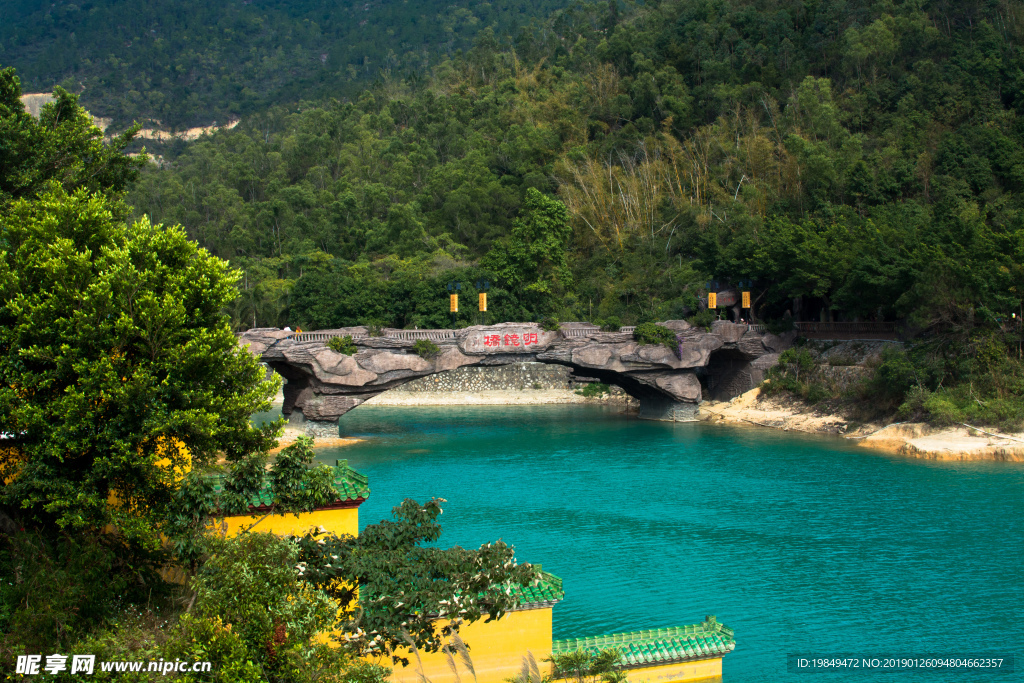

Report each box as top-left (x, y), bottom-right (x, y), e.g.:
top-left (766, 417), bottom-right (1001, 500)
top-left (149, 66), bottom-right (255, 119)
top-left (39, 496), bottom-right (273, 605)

top-left (483, 332), bottom-right (539, 347)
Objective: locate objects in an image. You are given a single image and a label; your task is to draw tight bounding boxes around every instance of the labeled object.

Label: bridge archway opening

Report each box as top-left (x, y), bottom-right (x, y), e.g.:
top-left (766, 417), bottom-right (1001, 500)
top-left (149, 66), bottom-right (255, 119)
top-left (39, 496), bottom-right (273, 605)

top-left (241, 322), bottom-right (785, 426)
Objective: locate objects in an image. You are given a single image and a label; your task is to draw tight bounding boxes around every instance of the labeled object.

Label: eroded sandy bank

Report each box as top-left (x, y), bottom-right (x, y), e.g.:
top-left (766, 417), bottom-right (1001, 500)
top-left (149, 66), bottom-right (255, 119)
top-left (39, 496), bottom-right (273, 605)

top-left (700, 388), bottom-right (1024, 461)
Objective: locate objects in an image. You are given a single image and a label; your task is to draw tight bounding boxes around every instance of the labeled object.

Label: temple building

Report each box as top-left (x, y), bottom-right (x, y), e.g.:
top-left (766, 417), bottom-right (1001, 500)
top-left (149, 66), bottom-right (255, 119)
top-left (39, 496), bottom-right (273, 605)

top-left (219, 460), bottom-right (735, 683)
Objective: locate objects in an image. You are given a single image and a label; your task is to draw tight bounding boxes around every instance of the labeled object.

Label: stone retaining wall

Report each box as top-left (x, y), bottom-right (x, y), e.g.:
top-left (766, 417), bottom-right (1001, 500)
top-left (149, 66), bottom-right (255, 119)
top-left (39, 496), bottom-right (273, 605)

top-left (397, 362), bottom-right (577, 392)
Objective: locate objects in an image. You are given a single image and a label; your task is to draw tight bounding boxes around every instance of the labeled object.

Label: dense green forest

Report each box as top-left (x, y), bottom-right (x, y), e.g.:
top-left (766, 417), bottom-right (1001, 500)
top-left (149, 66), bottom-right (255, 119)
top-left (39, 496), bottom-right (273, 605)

top-left (6, 0), bottom-right (1024, 425)
top-left (127, 0), bottom-right (1024, 331)
top-left (0, 0), bottom-right (568, 129)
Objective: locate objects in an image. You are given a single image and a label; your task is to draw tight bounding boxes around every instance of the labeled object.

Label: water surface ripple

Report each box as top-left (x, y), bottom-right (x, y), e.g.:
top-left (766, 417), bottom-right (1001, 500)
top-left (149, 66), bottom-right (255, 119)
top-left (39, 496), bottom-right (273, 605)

top-left (311, 405), bottom-right (1023, 682)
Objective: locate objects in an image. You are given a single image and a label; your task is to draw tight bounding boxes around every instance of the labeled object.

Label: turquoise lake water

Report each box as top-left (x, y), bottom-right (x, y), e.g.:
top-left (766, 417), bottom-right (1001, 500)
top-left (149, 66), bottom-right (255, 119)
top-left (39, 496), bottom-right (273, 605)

top-left (296, 404), bottom-right (1022, 682)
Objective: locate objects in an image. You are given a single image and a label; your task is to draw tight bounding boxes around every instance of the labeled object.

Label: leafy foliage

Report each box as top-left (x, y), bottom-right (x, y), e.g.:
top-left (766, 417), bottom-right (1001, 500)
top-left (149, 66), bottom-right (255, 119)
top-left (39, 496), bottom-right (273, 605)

top-left (293, 498), bottom-right (538, 664)
top-left (0, 68), bottom-right (144, 205)
top-left (0, 531), bottom-right (158, 652)
top-left (412, 339), bottom-right (440, 359)
top-left (188, 532), bottom-right (345, 682)
top-left (633, 322), bottom-right (677, 352)
top-left (686, 310), bottom-right (716, 331)
top-left (1, 0), bottom-right (571, 130)
top-left (162, 614), bottom-right (264, 683)
top-left (575, 382), bottom-right (610, 398)
top-left (328, 335), bottom-right (359, 355)
top-left (482, 188), bottom-right (574, 320)
top-left (0, 186), bottom-right (279, 546)
top-left (0, 84), bottom-right (280, 551)
top-left (548, 648), bottom-right (623, 683)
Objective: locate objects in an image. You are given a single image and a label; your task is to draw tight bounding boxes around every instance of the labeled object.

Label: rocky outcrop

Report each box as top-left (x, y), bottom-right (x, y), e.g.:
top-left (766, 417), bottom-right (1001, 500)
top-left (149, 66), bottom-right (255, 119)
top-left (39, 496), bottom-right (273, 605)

top-left (240, 321), bottom-right (790, 423)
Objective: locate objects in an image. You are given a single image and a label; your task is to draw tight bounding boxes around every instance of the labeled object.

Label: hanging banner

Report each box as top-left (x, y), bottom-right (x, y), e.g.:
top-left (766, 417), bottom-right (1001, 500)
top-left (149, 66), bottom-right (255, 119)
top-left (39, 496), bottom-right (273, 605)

top-left (742, 291), bottom-right (751, 308)
top-left (479, 293), bottom-right (487, 312)
top-left (450, 294), bottom-right (458, 313)
top-left (708, 292), bottom-right (717, 308)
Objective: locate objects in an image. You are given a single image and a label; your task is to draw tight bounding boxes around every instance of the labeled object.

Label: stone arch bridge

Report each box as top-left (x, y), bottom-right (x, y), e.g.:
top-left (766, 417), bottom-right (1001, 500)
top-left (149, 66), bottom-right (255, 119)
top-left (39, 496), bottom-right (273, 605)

top-left (238, 322), bottom-right (793, 427)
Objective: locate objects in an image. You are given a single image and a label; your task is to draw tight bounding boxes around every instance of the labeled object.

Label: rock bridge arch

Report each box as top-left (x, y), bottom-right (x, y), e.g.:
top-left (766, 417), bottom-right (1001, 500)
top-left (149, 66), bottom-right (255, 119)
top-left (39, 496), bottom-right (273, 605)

top-left (238, 321), bottom-right (791, 428)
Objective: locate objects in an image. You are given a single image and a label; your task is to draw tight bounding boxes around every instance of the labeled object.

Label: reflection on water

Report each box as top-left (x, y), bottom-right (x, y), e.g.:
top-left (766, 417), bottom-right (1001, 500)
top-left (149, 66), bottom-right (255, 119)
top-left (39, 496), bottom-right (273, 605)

top-left (260, 404), bottom-right (1024, 682)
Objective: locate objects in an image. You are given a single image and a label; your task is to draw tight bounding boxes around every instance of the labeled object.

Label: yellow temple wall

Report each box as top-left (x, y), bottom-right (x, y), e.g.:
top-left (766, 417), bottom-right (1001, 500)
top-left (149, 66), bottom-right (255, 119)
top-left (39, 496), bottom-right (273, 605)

top-left (572, 657), bottom-right (722, 683)
top-left (221, 505), bottom-right (360, 537)
top-left (385, 607), bottom-right (554, 683)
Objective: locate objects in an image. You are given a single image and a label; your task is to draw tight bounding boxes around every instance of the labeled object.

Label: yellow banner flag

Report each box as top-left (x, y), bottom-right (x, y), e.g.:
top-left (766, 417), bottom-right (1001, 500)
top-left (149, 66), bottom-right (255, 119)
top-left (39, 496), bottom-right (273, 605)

top-left (742, 291), bottom-right (751, 308)
top-left (479, 292), bottom-right (487, 312)
top-left (708, 292), bottom-right (717, 308)
top-left (450, 294), bottom-right (459, 312)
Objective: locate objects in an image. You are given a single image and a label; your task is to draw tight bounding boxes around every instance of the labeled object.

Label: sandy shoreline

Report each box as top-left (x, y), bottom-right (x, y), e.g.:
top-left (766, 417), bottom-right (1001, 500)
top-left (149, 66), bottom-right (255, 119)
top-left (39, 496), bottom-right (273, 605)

top-left (700, 388), bottom-right (1024, 461)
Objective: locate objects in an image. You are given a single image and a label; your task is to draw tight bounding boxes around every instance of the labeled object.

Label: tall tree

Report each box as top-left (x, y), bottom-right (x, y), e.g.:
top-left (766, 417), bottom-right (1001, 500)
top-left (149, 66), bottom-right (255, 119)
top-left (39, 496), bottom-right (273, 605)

top-left (483, 187), bottom-right (574, 318)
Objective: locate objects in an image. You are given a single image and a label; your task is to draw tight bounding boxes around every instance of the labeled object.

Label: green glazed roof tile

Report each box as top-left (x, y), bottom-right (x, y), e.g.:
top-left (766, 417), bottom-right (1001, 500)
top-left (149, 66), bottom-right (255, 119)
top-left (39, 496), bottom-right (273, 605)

top-left (209, 458), bottom-right (369, 510)
top-left (552, 616), bottom-right (736, 669)
top-left (510, 569), bottom-right (564, 608)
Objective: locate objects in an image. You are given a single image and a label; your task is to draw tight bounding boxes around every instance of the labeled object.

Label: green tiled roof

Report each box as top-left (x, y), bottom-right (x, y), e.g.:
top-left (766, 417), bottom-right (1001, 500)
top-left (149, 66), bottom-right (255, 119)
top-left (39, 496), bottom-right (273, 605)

top-left (331, 459), bottom-right (370, 501)
top-left (210, 458), bottom-right (369, 510)
top-left (511, 569), bottom-right (565, 608)
top-left (552, 616), bottom-right (735, 668)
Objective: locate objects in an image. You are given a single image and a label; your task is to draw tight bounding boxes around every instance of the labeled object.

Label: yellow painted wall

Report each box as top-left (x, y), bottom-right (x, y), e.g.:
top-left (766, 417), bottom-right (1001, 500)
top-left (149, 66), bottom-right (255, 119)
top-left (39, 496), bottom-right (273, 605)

top-left (221, 505), bottom-right (360, 537)
top-left (562, 657), bottom-right (722, 683)
top-left (387, 607), bottom-right (553, 683)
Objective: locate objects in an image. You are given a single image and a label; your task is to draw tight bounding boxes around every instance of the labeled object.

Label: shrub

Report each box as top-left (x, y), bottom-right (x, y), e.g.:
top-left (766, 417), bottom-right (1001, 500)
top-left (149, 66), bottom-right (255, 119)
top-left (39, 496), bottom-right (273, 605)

top-left (778, 348), bottom-right (815, 380)
top-left (540, 317), bottom-right (561, 332)
top-left (413, 339), bottom-right (440, 359)
top-left (633, 322), bottom-right (678, 352)
top-left (806, 384), bottom-right (830, 404)
top-left (861, 346), bottom-right (919, 409)
top-left (188, 533), bottom-right (345, 682)
top-left (161, 614), bottom-right (263, 683)
top-left (531, 382), bottom-right (543, 390)
top-left (550, 648), bottom-right (622, 683)
top-left (827, 353), bottom-right (857, 366)
top-left (686, 309), bottom-right (716, 331)
top-left (365, 321), bottom-right (385, 337)
top-left (575, 382), bottom-right (611, 398)
top-left (328, 335), bottom-right (358, 355)
top-left (0, 531), bottom-right (157, 652)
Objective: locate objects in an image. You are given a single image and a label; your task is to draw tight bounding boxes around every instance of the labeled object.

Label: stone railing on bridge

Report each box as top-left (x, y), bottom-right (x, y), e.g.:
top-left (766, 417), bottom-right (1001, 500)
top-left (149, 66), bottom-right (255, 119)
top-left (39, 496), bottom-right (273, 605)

top-left (384, 329), bottom-right (457, 341)
top-left (558, 322), bottom-right (601, 337)
top-left (292, 330), bottom-right (368, 342)
top-left (795, 322), bottom-right (897, 340)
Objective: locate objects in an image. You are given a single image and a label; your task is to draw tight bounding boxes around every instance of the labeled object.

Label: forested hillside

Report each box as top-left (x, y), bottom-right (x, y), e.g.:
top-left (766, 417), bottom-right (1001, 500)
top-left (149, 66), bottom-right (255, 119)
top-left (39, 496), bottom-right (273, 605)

top-left (128, 0), bottom-right (1024, 331)
top-left (7, 0), bottom-right (1024, 425)
top-left (0, 0), bottom-right (567, 129)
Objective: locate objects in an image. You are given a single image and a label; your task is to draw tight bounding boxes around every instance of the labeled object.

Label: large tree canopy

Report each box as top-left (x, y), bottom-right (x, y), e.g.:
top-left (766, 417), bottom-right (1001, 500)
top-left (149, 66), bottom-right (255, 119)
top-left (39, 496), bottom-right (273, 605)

top-left (0, 72), bottom-right (280, 547)
top-left (0, 66), bottom-right (143, 206)
top-left (0, 187), bottom-right (279, 545)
